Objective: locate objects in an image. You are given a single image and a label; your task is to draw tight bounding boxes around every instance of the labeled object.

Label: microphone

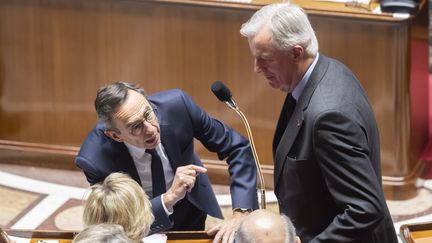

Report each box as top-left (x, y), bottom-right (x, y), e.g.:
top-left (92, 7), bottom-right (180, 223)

top-left (211, 81), bottom-right (266, 209)
top-left (211, 81), bottom-right (236, 109)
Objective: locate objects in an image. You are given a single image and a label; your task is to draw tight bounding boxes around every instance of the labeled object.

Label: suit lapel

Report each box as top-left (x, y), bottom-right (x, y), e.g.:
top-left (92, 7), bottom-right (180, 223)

top-left (273, 54), bottom-right (330, 190)
top-left (160, 124), bottom-right (184, 171)
top-left (273, 103), bottom-right (304, 188)
top-left (153, 101), bottom-right (185, 171)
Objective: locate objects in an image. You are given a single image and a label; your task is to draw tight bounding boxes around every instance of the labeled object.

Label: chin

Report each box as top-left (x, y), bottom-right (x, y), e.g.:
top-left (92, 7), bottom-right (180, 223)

top-left (268, 81), bottom-right (277, 88)
top-left (148, 140), bottom-right (161, 149)
top-left (280, 87), bottom-right (289, 92)
top-left (136, 143), bottom-right (147, 149)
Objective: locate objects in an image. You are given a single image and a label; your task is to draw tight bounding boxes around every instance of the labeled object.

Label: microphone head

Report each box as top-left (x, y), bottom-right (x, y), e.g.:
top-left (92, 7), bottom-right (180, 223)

top-left (211, 81), bottom-right (232, 103)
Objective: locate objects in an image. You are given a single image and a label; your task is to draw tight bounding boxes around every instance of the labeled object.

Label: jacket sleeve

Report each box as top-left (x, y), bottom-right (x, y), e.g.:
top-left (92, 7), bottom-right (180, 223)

top-left (179, 90), bottom-right (259, 210)
top-left (149, 195), bottom-right (174, 234)
top-left (75, 155), bottom-right (105, 185)
top-left (311, 110), bottom-right (386, 242)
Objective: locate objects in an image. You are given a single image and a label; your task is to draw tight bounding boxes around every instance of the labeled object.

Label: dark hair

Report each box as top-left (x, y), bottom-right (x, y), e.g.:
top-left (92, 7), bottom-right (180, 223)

top-left (94, 81), bottom-right (146, 131)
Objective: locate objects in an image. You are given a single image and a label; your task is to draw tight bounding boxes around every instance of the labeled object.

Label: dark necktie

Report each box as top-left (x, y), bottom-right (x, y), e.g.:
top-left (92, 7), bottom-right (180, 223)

top-left (147, 149), bottom-right (166, 197)
top-left (272, 94), bottom-right (297, 156)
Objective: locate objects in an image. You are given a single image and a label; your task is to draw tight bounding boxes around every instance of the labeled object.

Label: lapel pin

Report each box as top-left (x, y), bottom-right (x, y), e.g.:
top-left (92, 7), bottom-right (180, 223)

top-left (297, 120), bottom-right (301, 127)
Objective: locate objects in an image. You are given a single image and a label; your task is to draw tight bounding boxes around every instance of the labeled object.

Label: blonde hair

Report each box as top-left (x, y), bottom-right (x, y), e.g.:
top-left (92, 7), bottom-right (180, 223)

top-left (83, 173), bottom-right (154, 242)
top-left (73, 223), bottom-right (132, 243)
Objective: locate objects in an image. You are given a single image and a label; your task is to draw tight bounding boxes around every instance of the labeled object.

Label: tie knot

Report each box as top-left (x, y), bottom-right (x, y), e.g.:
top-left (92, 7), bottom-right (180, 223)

top-left (288, 94), bottom-right (296, 104)
top-left (287, 94), bottom-right (297, 110)
top-left (146, 149), bottom-right (157, 156)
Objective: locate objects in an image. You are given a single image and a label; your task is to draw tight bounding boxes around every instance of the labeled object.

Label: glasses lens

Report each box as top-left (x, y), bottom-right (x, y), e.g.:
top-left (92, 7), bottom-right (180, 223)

top-left (130, 123), bottom-right (143, 136)
top-left (129, 107), bottom-right (157, 136)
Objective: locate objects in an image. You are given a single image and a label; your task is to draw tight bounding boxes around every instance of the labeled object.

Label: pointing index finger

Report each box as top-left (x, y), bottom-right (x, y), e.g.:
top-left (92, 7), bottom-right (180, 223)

top-left (189, 165), bottom-right (207, 174)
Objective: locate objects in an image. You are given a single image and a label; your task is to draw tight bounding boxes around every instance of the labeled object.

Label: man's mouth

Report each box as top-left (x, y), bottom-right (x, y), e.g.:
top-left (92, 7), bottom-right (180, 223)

top-left (145, 136), bottom-right (156, 145)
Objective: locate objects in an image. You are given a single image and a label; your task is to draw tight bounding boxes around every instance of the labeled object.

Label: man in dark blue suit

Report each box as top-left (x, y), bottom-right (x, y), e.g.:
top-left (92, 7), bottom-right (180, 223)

top-left (75, 82), bottom-right (258, 242)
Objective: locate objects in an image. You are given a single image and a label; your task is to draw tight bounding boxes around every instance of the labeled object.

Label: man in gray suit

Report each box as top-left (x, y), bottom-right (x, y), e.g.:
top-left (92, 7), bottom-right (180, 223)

top-left (240, 3), bottom-right (398, 243)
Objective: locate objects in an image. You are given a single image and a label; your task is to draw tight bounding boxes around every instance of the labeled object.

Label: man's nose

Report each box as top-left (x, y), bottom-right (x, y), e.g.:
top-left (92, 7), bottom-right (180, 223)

top-left (254, 59), bottom-right (262, 73)
top-left (142, 120), bottom-right (153, 133)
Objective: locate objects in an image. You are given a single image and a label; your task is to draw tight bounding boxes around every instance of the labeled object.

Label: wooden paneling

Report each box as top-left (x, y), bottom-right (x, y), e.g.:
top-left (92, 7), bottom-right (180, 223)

top-left (0, 0), bottom-right (428, 198)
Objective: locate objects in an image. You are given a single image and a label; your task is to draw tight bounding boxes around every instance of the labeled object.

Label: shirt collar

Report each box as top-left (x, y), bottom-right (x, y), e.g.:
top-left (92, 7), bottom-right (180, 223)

top-left (291, 53), bottom-right (319, 101)
top-left (125, 142), bottom-right (163, 159)
top-left (125, 142), bottom-right (147, 159)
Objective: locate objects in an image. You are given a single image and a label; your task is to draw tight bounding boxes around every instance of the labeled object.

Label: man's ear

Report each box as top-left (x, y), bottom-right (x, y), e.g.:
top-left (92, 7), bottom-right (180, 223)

top-left (104, 130), bottom-right (123, 142)
top-left (292, 45), bottom-right (305, 62)
top-left (295, 236), bottom-right (301, 243)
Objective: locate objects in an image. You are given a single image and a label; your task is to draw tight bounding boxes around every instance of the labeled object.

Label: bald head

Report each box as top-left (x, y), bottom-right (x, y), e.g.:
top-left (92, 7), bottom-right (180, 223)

top-left (235, 210), bottom-right (299, 243)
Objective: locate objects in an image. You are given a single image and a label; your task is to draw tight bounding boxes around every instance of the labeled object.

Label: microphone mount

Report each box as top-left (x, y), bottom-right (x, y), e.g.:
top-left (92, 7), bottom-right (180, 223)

top-left (211, 81), bottom-right (266, 209)
top-left (223, 99), bottom-right (237, 111)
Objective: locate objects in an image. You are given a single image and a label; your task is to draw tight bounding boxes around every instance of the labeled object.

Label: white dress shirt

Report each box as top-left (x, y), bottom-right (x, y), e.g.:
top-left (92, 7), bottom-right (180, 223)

top-left (125, 142), bottom-right (175, 214)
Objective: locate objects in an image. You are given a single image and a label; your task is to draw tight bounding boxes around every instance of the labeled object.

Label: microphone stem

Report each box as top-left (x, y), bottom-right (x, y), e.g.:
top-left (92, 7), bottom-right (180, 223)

top-left (225, 100), bottom-right (266, 209)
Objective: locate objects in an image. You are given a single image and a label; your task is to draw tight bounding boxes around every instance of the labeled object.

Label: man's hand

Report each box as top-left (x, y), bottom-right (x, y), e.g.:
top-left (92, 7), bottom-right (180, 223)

top-left (162, 165), bottom-right (207, 211)
top-left (207, 211), bottom-right (249, 243)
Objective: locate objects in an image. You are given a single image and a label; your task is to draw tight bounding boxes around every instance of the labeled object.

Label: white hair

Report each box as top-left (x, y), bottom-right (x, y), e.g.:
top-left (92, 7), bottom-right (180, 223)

top-left (240, 2), bottom-right (318, 56)
top-left (281, 214), bottom-right (297, 243)
top-left (235, 213), bottom-right (297, 243)
top-left (72, 223), bottom-right (132, 243)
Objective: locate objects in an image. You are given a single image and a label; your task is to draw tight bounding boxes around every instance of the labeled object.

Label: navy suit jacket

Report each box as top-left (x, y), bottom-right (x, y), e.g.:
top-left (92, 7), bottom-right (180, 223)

top-left (273, 55), bottom-right (398, 243)
top-left (76, 89), bottom-right (258, 232)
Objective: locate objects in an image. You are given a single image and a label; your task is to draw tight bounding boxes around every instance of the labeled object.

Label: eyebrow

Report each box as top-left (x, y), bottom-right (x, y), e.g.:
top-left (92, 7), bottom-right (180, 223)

top-left (125, 106), bottom-right (152, 128)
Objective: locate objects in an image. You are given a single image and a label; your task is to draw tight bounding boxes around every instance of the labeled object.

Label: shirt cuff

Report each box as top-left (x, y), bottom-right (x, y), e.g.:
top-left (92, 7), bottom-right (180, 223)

top-left (161, 194), bottom-right (174, 216)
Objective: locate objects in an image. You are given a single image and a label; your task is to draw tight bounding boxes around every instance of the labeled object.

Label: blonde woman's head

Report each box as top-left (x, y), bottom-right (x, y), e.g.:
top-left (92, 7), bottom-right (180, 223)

top-left (83, 173), bottom-right (154, 242)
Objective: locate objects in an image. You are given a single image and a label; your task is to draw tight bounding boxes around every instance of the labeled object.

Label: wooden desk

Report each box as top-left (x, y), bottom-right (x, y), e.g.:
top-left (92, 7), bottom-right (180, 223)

top-left (0, 0), bottom-right (428, 199)
top-left (6, 230), bottom-right (213, 243)
top-left (400, 221), bottom-right (432, 243)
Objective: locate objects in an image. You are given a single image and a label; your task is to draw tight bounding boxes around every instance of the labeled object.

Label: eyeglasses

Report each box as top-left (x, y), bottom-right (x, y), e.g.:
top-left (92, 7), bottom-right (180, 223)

top-left (128, 106), bottom-right (158, 136)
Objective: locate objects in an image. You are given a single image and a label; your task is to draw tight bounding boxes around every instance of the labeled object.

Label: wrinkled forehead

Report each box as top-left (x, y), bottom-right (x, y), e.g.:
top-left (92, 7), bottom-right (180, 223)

top-left (113, 90), bottom-right (151, 122)
top-left (249, 28), bottom-right (276, 54)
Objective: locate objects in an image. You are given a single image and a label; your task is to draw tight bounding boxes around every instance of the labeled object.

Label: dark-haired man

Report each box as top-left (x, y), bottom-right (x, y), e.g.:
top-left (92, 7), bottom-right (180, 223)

top-left (76, 81), bottom-right (258, 243)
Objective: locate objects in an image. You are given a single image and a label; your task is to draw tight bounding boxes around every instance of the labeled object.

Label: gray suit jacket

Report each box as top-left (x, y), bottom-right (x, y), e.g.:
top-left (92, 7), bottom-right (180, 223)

top-left (274, 54), bottom-right (398, 243)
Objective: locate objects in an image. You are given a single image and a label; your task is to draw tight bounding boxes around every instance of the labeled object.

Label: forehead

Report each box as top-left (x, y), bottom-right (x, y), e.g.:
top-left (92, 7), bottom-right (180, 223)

top-left (248, 28), bottom-right (276, 56)
top-left (113, 90), bottom-right (150, 123)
